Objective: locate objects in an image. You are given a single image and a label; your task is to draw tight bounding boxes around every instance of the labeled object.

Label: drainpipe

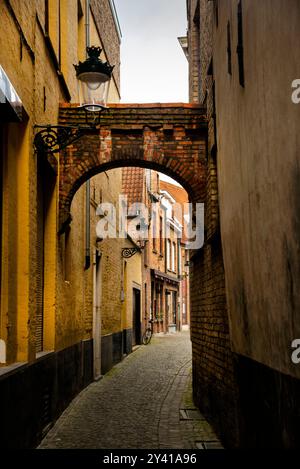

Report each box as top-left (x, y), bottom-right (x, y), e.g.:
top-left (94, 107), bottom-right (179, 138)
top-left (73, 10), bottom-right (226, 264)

top-left (177, 236), bottom-right (181, 331)
top-left (85, 0), bottom-right (91, 270)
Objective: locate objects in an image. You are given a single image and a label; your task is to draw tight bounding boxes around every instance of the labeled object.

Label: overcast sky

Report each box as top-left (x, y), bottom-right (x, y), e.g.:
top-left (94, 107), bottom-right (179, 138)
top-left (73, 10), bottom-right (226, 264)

top-left (114, 0), bottom-right (188, 103)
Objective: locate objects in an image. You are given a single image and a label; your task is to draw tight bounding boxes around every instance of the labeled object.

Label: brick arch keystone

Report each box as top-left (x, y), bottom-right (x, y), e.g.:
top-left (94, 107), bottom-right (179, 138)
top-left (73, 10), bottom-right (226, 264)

top-left (58, 103), bottom-right (207, 232)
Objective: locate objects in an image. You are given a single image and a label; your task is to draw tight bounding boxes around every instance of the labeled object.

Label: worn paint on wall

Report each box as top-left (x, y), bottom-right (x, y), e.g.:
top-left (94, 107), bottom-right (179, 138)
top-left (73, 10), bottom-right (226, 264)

top-left (213, 0), bottom-right (300, 377)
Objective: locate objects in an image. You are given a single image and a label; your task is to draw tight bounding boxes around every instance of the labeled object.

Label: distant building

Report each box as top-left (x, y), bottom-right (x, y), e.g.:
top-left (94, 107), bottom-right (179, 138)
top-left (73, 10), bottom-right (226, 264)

top-left (160, 181), bottom-right (190, 331)
top-left (122, 168), bottom-right (190, 335)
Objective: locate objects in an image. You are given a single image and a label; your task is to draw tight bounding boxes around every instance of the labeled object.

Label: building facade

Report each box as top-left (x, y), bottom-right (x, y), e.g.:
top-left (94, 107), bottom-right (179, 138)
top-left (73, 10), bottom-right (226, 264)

top-left (186, 0), bottom-right (300, 448)
top-left (160, 180), bottom-right (190, 331)
top-left (122, 167), bottom-right (190, 336)
top-left (0, 0), bottom-right (142, 449)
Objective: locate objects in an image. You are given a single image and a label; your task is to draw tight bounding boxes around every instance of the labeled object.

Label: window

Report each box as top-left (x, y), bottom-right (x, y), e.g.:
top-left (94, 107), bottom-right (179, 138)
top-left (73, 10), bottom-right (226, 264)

top-left (155, 287), bottom-right (160, 319)
top-left (237, 1), bottom-right (245, 87)
top-left (153, 212), bottom-right (157, 252)
top-left (160, 286), bottom-right (163, 320)
top-left (178, 246), bottom-right (182, 275)
top-left (171, 242), bottom-right (176, 272)
top-left (227, 21), bottom-right (232, 75)
top-left (77, 0), bottom-right (84, 61)
top-left (146, 169), bottom-right (151, 191)
top-left (159, 216), bottom-right (163, 255)
top-left (151, 281), bottom-right (154, 320)
top-left (45, 0), bottom-right (49, 32)
top-left (167, 240), bottom-right (171, 270)
top-left (144, 239), bottom-right (149, 267)
top-left (172, 291), bottom-right (177, 324)
top-left (193, 11), bottom-right (201, 102)
top-left (168, 291), bottom-right (177, 325)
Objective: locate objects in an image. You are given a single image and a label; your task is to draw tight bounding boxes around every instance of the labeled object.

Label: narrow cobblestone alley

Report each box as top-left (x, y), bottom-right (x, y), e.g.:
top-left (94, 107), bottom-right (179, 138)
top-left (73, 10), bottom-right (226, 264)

top-left (39, 333), bottom-right (222, 449)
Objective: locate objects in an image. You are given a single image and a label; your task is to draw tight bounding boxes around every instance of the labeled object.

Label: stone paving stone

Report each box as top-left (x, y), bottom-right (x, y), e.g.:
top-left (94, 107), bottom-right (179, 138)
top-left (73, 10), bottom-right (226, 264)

top-left (39, 332), bottom-right (222, 449)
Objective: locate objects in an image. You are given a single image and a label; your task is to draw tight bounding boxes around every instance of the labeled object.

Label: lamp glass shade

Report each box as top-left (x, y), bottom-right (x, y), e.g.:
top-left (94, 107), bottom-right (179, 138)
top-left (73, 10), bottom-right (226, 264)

top-left (77, 71), bottom-right (111, 111)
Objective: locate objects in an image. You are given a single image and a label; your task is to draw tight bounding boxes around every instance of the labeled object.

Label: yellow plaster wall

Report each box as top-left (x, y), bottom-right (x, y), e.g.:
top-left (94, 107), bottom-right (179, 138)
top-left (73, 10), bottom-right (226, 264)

top-left (0, 0), bottom-right (122, 366)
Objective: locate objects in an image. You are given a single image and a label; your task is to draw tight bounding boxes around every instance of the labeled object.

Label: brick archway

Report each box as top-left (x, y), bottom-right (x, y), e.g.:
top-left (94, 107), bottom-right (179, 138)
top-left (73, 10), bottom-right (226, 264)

top-left (58, 103), bottom-right (207, 232)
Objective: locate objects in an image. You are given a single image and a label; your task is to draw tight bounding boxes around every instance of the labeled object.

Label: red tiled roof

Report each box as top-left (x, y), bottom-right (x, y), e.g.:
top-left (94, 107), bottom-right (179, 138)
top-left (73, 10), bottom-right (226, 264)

top-left (122, 167), bottom-right (145, 206)
top-left (160, 180), bottom-right (189, 206)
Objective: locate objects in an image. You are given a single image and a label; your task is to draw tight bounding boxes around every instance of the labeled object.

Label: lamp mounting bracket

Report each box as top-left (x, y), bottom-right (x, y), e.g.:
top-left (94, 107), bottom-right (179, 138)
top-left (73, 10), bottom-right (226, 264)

top-left (34, 125), bottom-right (88, 154)
top-left (34, 106), bottom-right (108, 154)
top-left (121, 248), bottom-right (140, 259)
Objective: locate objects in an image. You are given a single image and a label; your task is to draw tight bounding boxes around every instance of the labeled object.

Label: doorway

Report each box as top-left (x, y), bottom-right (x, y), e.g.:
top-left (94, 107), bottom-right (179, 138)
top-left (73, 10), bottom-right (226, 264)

top-left (132, 288), bottom-right (141, 346)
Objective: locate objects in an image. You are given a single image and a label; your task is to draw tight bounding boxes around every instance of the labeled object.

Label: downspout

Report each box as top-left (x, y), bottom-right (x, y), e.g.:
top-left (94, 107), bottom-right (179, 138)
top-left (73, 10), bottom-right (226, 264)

top-left (177, 236), bottom-right (181, 276)
top-left (177, 236), bottom-right (181, 331)
top-left (85, 0), bottom-right (91, 270)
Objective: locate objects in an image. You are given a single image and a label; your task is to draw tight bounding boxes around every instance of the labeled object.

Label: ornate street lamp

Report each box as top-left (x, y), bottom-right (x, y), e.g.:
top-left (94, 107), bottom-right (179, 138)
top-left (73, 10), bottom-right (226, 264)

top-left (75, 46), bottom-right (114, 114)
top-left (34, 46), bottom-right (114, 154)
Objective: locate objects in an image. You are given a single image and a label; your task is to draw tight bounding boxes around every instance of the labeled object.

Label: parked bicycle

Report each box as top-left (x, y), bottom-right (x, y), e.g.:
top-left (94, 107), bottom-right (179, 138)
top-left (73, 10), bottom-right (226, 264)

top-left (142, 319), bottom-right (153, 345)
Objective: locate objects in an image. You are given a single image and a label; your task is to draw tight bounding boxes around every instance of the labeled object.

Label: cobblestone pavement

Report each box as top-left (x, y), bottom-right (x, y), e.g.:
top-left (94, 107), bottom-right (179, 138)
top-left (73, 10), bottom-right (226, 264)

top-left (39, 332), bottom-right (223, 449)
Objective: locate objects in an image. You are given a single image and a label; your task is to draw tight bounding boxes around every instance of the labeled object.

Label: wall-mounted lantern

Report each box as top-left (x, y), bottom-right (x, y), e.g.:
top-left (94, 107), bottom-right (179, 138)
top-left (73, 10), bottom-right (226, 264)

top-left (122, 239), bottom-right (146, 259)
top-left (34, 46), bottom-right (114, 154)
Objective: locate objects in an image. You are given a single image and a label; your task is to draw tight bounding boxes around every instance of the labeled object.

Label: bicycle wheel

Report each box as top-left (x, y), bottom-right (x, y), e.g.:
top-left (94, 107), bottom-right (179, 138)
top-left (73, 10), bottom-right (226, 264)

top-left (142, 329), bottom-right (152, 345)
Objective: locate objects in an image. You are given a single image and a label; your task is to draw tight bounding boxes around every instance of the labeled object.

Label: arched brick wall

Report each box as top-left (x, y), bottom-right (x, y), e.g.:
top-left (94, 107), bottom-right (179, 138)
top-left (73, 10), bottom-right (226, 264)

top-left (58, 104), bottom-right (207, 231)
top-left (56, 103), bottom-right (239, 447)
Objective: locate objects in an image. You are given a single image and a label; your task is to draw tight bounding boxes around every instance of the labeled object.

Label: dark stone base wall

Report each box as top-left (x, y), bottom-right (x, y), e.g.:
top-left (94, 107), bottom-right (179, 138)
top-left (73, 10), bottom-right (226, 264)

top-left (101, 334), bottom-right (113, 375)
top-left (123, 329), bottom-right (133, 354)
top-left (113, 331), bottom-right (123, 364)
top-left (101, 329), bottom-right (133, 375)
top-left (191, 238), bottom-right (300, 448)
top-left (0, 339), bottom-right (93, 449)
top-left (236, 355), bottom-right (300, 448)
top-left (192, 357), bottom-right (239, 448)
top-left (0, 328), bottom-right (134, 448)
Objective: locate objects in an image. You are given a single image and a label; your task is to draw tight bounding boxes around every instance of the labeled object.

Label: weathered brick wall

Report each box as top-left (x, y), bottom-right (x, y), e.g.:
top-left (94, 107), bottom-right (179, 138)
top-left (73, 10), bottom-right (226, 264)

top-left (187, 0), bottom-right (200, 102)
top-left (199, 0), bottom-right (213, 103)
top-left (58, 104), bottom-right (207, 231)
top-left (190, 241), bottom-right (239, 447)
top-left (187, 0), bottom-right (240, 447)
